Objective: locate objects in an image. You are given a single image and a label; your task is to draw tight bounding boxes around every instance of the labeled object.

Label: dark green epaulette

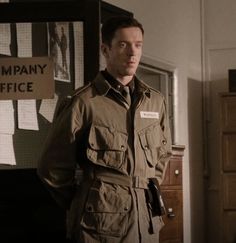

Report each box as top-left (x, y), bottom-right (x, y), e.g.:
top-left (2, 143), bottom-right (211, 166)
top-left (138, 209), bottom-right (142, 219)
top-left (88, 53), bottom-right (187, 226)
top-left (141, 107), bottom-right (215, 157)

top-left (137, 77), bottom-right (164, 98)
top-left (53, 83), bottom-right (92, 121)
top-left (148, 85), bottom-right (164, 98)
top-left (53, 95), bottom-right (72, 120)
top-left (71, 82), bottom-right (92, 97)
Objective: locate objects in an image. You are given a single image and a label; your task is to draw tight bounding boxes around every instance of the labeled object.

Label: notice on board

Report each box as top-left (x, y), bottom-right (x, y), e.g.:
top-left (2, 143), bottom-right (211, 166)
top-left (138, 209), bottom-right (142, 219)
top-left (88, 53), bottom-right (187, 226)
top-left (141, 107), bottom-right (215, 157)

top-left (0, 57), bottom-right (54, 100)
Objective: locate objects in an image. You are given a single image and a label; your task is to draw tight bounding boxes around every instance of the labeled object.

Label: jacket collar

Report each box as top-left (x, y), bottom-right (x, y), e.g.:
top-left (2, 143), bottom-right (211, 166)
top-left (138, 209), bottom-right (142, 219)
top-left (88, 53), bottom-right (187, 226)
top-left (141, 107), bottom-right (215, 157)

top-left (93, 71), bottom-right (151, 98)
top-left (93, 72), bottom-right (111, 96)
top-left (135, 77), bottom-right (151, 98)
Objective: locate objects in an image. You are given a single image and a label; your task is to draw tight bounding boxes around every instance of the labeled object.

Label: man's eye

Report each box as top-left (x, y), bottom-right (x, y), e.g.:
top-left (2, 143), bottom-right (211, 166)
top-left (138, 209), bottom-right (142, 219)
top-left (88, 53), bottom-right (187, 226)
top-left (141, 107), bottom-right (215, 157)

top-left (119, 42), bottom-right (126, 48)
top-left (136, 43), bottom-right (143, 48)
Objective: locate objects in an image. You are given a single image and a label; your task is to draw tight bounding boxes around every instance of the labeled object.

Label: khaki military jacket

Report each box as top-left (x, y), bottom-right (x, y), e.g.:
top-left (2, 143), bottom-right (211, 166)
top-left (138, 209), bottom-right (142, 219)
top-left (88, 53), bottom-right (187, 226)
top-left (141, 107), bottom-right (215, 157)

top-left (37, 72), bottom-right (172, 243)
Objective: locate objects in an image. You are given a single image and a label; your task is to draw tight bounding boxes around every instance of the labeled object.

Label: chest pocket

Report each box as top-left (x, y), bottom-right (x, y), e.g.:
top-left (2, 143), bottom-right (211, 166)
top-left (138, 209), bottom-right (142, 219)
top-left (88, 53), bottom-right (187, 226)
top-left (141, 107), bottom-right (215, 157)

top-left (87, 124), bottom-right (128, 171)
top-left (138, 122), bottom-right (167, 167)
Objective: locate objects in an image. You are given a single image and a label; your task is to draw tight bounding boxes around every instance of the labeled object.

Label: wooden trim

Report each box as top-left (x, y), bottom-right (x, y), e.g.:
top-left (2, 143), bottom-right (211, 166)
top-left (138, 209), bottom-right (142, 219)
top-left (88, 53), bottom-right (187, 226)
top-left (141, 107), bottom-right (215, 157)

top-left (101, 1), bottom-right (133, 23)
top-left (84, 0), bottom-right (101, 82)
top-left (0, 2), bottom-right (85, 23)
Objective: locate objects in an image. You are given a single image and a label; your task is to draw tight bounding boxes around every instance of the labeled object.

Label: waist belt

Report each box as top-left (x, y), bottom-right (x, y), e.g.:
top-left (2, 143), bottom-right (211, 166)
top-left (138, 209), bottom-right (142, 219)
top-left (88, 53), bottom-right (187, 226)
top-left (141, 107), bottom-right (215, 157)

top-left (94, 171), bottom-right (149, 189)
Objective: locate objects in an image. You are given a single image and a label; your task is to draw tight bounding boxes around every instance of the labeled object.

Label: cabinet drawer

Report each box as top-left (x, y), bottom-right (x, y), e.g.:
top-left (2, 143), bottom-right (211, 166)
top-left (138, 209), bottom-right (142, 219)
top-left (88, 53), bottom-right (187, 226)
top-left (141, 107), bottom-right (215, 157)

top-left (160, 190), bottom-right (183, 242)
top-left (162, 160), bottom-right (182, 186)
top-left (169, 160), bottom-right (182, 185)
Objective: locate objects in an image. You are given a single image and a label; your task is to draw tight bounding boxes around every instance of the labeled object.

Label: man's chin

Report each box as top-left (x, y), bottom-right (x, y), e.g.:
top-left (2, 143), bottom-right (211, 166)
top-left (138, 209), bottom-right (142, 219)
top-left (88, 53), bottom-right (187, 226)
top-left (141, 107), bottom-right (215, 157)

top-left (124, 68), bottom-right (137, 76)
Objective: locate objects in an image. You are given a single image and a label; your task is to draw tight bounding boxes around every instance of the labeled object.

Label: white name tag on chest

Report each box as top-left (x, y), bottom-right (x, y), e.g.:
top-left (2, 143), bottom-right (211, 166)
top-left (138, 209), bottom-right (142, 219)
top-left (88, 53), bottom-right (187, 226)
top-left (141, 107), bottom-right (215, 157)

top-left (140, 111), bottom-right (159, 119)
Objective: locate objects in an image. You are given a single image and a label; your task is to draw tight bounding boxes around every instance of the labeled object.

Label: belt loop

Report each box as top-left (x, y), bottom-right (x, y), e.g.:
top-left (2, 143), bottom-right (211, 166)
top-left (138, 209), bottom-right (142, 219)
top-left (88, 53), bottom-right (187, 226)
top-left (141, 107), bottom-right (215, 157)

top-left (133, 176), bottom-right (139, 188)
top-left (133, 176), bottom-right (149, 189)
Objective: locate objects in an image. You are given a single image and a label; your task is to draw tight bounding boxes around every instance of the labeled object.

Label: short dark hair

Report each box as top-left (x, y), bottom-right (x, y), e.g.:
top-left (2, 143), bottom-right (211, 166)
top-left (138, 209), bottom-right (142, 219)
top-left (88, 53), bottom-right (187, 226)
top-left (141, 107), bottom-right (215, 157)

top-left (101, 16), bottom-right (144, 46)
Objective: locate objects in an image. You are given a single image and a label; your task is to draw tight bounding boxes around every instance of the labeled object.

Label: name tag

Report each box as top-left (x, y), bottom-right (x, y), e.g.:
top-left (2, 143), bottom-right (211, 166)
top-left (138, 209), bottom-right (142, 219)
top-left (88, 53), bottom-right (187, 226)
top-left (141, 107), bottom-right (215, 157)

top-left (140, 111), bottom-right (159, 119)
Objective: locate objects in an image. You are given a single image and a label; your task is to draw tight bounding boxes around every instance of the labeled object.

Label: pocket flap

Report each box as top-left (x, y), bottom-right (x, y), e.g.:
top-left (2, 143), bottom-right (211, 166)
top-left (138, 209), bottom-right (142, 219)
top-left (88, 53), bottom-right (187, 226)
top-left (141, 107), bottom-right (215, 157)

top-left (85, 182), bottom-right (131, 213)
top-left (139, 122), bottom-right (163, 149)
top-left (88, 124), bottom-right (127, 151)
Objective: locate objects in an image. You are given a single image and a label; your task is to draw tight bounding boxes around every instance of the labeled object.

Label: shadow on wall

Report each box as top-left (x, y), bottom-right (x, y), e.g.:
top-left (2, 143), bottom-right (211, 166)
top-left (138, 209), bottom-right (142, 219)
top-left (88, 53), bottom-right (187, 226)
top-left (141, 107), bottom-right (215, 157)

top-left (187, 78), bottom-right (206, 243)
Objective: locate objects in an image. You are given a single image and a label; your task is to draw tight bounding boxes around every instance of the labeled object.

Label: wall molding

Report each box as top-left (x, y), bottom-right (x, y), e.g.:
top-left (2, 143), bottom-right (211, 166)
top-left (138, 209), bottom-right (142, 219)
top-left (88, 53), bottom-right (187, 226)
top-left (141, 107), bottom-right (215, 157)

top-left (207, 42), bottom-right (236, 51)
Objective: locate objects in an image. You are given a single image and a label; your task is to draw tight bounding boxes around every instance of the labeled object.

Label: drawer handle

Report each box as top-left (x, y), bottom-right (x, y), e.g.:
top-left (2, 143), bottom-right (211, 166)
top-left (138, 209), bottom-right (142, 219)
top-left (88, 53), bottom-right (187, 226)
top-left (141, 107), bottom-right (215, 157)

top-left (174, 169), bottom-right (180, 175)
top-left (167, 208), bottom-right (175, 218)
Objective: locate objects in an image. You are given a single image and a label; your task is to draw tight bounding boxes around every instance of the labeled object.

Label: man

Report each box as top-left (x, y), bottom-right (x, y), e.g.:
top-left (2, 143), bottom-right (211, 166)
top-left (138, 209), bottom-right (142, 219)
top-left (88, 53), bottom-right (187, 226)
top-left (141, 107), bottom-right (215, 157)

top-left (60, 26), bottom-right (68, 73)
top-left (49, 22), bottom-right (60, 77)
top-left (37, 16), bottom-right (172, 243)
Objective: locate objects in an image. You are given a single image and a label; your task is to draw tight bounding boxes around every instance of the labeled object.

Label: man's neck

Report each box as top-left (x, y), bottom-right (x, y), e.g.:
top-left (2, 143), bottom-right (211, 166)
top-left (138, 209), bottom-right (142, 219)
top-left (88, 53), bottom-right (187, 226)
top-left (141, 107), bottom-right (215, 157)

top-left (102, 70), bottom-right (135, 94)
top-left (105, 69), bottom-right (133, 86)
top-left (117, 76), bottom-right (133, 86)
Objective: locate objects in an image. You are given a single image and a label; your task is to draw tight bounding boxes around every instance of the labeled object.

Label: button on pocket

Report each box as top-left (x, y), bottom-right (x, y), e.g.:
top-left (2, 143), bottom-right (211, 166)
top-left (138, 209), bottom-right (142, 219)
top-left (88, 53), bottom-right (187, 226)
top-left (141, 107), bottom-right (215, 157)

top-left (87, 124), bottom-right (128, 171)
top-left (162, 139), bottom-right (167, 145)
top-left (139, 122), bottom-right (167, 167)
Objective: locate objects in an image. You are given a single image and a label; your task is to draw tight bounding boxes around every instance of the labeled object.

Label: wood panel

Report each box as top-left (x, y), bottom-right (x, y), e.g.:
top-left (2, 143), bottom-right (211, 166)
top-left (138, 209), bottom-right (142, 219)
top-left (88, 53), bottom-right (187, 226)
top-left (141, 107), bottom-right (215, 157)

top-left (222, 133), bottom-right (236, 171)
top-left (223, 174), bottom-right (236, 209)
top-left (221, 95), bottom-right (236, 131)
top-left (219, 93), bottom-right (236, 243)
top-left (223, 211), bottom-right (236, 243)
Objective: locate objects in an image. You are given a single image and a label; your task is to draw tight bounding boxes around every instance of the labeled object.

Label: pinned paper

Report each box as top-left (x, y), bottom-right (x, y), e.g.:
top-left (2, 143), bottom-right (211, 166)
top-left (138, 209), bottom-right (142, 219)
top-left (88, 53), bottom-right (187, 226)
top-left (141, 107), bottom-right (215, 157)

top-left (0, 100), bottom-right (15, 134)
top-left (0, 23), bottom-right (11, 55)
top-left (16, 23), bottom-right (32, 57)
top-left (0, 134), bottom-right (16, 165)
top-left (39, 94), bottom-right (58, 123)
top-left (73, 22), bottom-right (84, 89)
top-left (17, 100), bottom-right (39, 130)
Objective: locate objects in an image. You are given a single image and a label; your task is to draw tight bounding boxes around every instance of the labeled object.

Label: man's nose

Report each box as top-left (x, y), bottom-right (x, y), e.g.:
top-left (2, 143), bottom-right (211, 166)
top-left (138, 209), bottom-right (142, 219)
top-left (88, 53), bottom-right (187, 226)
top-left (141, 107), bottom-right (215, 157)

top-left (127, 44), bottom-right (136, 56)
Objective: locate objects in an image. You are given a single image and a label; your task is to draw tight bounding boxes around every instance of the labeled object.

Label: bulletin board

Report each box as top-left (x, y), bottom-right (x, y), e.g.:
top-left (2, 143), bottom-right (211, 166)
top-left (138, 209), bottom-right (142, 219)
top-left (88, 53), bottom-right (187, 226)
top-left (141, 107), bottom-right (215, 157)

top-left (0, 1), bottom-right (101, 169)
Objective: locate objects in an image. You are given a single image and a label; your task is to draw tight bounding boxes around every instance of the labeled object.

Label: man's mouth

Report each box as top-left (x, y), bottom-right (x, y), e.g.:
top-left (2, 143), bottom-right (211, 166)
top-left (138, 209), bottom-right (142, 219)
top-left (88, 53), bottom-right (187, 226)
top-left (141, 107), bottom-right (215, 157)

top-left (127, 60), bottom-right (136, 65)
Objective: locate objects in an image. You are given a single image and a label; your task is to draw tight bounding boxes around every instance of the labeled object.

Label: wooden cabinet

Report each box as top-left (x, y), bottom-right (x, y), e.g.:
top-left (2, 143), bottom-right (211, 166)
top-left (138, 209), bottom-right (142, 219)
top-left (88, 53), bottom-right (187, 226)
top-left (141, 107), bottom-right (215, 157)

top-left (160, 145), bottom-right (185, 243)
top-left (219, 93), bottom-right (236, 243)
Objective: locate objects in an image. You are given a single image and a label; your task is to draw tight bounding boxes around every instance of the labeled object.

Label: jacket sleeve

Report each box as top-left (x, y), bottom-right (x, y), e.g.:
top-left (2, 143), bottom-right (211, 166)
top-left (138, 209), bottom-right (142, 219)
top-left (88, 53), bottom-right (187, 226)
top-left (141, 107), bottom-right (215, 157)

top-left (37, 96), bottom-right (83, 209)
top-left (155, 99), bottom-right (172, 184)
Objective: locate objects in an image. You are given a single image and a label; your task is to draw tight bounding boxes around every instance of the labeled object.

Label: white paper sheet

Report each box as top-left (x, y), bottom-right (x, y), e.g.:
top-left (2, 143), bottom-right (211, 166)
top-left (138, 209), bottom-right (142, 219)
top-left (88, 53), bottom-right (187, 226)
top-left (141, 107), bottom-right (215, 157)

top-left (39, 93), bottom-right (58, 123)
top-left (0, 100), bottom-right (15, 134)
top-left (0, 23), bottom-right (11, 55)
top-left (16, 24), bottom-right (38, 131)
top-left (17, 100), bottom-right (39, 130)
top-left (16, 23), bottom-right (32, 57)
top-left (73, 22), bottom-right (84, 89)
top-left (0, 134), bottom-right (16, 165)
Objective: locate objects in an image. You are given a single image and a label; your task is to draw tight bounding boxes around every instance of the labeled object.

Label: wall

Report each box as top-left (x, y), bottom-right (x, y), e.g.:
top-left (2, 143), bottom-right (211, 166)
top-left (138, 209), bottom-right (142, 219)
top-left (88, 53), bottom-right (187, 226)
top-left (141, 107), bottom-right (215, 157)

top-left (104, 1), bottom-right (204, 243)
top-left (204, 0), bottom-right (236, 242)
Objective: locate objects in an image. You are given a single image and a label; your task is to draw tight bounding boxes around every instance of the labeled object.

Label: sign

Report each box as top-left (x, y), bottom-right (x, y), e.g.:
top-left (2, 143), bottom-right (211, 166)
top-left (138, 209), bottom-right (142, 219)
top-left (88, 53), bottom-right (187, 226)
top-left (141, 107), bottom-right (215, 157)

top-left (0, 57), bottom-right (54, 100)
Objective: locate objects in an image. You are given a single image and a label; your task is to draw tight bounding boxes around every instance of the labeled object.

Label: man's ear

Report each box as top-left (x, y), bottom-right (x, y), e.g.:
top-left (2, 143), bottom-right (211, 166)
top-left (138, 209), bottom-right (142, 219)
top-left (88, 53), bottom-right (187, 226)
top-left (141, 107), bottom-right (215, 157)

top-left (101, 43), bottom-right (109, 58)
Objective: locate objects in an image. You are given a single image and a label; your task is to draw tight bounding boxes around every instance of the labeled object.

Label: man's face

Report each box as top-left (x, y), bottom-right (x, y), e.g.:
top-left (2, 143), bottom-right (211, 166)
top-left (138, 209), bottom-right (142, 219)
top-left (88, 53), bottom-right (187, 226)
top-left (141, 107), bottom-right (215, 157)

top-left (102, 27), bottom-right (143, 81)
